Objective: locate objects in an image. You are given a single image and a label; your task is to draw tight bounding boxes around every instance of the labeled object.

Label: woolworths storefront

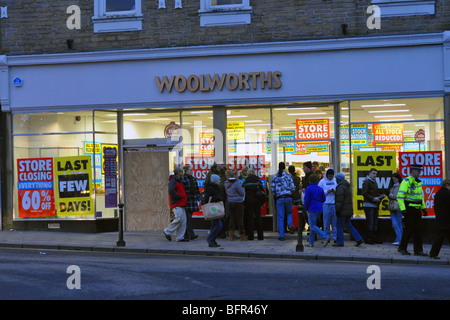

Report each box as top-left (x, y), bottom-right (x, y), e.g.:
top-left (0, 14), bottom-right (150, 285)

top-left (0, 32), bottom-right (449, 234)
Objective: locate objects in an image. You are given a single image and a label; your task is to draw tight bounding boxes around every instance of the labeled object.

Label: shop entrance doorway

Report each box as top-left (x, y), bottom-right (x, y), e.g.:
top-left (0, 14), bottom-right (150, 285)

top-left (271, 139), bottom-right (338, 231)
top-left (123, 138), bottom-right (179, 231)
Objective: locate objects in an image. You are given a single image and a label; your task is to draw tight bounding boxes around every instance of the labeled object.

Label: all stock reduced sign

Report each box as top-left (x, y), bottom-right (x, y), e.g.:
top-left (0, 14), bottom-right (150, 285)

top-left (398, 151), bottom-right (443, 216)
top-left (54, 156), bottom-right (94, 216)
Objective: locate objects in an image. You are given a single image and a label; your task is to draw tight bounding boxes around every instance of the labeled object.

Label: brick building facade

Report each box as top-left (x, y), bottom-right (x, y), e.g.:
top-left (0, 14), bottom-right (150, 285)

top-left (1, 1), bottom-right (449, 55)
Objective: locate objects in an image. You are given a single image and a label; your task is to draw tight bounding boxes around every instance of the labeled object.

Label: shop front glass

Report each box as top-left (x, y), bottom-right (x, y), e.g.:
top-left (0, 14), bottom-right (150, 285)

top-left (346, 97), bottom-right (445, 217)
top-left (12, 111), bottom-right (118, 221)
top-left (11, 96), bottom-right (445, 223)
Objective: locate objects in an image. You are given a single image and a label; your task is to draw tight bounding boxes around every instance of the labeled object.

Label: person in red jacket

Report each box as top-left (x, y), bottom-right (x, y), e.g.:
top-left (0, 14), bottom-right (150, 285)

top-left (164, 167), bottom-right (188, 242)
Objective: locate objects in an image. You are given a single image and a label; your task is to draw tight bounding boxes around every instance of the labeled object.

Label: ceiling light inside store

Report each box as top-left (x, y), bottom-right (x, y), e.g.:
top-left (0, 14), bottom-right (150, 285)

top-left (368, 109), bottom-right (410, 113)
top-left (244, 120), bottom-right (262, 123)
top-left (374, 115), bottom-right (413, 118)
top-left (379, 118), bottom-right (415, 122)
top-left (361, 104), bottom-right (406, 108)
top-left (123, 113), bottom-right (149, 116)
top-left (132, 118), bottom-right (172, 121)
top-left (287, 112), bottom-right (327, 116)
top-left (274, 107), bottom-right (317, 111)
top-left (245, 123), bottom-right (270, 127)
top-left (190, 111), bottom-right (213, 114)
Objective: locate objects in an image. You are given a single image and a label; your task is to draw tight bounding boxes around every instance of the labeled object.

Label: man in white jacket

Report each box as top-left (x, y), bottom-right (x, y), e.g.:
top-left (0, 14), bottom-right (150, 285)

top-left (318, 168), bottom-right (337, 241)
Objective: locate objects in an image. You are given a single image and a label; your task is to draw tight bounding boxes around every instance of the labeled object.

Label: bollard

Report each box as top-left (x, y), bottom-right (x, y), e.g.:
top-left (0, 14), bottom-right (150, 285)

top-left (116, 203), bottom-right (126, 247)
top-left (296, 203), bottom-right (304, 252)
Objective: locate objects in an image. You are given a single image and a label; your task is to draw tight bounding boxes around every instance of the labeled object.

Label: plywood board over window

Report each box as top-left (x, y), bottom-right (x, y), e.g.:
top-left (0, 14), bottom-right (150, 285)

top-left (124, 151), bottom-right (170, 231)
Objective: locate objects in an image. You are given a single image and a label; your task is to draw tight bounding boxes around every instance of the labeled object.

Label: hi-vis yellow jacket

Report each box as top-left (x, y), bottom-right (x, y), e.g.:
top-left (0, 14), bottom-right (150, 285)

top-left (397, 175), bottom-right (426, 211)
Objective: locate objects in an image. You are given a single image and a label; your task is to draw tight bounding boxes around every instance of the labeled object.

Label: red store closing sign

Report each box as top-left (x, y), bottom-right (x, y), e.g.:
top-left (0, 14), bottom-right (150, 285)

top-left (17, 158), bottom-right (56, 218)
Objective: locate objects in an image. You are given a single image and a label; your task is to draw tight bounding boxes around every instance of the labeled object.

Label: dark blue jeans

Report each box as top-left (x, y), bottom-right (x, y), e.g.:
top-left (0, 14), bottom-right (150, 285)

top-left (207, 219), bottom-right (222, 245)
top-left (363, 206), bottom-right (379, 242)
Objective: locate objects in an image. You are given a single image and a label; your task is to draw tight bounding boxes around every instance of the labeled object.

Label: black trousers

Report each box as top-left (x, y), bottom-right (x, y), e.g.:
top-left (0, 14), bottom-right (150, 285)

top-left (430, 229), bottom-right (450, 257)
top-left (398, 205), bottom-right (423, 253)
top-left (246, 204), bottom-right (264, 240)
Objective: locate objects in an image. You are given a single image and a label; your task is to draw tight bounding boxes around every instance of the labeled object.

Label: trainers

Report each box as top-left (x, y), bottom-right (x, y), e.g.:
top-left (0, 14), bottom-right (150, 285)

top-left (355, 240), bottom-right (363, 247)
top-left (208, 241), bottom-right (220, 247)
top-left (392, 241), bottom-right (400, 246)
top-left (398, 249), bottom-right (411, 255)
top-left (428, 254), bottom-right (440, 259)
top-left (323, 236), bottom-right (332, 247)
top-left (163, 231), bottom-right (171, 241)
top-left (304, 242), bottom-right (314, 247)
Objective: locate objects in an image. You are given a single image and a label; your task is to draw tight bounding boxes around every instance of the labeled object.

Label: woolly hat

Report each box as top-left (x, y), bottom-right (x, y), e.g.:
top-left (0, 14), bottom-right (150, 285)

top-left (303, 161), bottom-right (312, 169)
top-left (335, 173), bottom-right (345, 183)
top-left (211, 174), bottom-right (221, 183)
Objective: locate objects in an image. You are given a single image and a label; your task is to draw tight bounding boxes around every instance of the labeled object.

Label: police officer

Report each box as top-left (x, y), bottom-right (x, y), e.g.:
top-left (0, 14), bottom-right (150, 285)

top-left (397, 164), bottom-right (428, 256)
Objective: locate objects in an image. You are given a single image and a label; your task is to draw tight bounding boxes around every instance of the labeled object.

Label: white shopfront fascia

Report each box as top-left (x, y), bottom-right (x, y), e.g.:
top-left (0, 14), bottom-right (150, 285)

top-left (0, 32), bottom-right (449, 113)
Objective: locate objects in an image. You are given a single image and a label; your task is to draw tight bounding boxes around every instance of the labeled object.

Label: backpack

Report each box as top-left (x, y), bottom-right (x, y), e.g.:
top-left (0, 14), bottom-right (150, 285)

top-left (255, 188), bottom-right (266, 205)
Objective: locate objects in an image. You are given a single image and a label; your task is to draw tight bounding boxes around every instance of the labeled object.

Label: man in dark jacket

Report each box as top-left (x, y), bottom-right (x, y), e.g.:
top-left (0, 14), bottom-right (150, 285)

top-left (243, 169), bottom-right (266, 240)
top-left (429, 178), bottom-right (450, 259)
top-left (361, 168), bottom-right (384, 244)
top-left (333, 173), bottom-right (363, 247)
top-left (164, 167), bottom-right (188, 242)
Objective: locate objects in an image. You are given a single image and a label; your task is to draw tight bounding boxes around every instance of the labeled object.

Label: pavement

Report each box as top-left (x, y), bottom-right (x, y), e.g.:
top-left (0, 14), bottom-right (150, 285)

top-left (0, 229), bottom-right (448, 266)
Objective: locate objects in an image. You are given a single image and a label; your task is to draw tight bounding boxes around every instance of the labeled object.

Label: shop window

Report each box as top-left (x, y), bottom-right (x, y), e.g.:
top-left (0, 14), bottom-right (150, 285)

top-left (12, 111), bottom-right (119, 220)
top-left (92, 0), bottom-right (143, 33)
top-left (371, 0), bottom-right (435, 17)
top-left (199, 0), bottom-right (252, 27)
top-left (345, 97), bottom-right (445, 217)
top-left (122, 111), bottom-right (182, 140)
top-left (272, 104), bottom-right (336, 179)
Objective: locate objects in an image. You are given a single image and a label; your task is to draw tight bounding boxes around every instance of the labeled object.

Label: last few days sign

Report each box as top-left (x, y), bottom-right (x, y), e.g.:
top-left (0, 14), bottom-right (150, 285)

top-left (54, 156), bottom-right (94, 216)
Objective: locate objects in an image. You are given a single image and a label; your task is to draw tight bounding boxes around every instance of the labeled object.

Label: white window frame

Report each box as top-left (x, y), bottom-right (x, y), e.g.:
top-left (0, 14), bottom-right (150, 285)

top-left (199, 0), bottom-right (252, 27)
top-left (92, 0), bottom-right (143, 33)
top-left (371, 0), bottom-right (435, 17)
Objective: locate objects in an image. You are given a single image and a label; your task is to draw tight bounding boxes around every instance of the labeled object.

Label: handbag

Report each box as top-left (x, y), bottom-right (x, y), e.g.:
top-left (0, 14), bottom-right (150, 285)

top-left (202, 198), bottom-right (225, 221)
top-left (388, 199), bottom-right (399, 211)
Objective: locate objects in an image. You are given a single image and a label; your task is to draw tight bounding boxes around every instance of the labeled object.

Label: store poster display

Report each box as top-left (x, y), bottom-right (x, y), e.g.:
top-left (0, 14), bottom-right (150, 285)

top-left (398, 151), bottom-right (443, 216)
top-left (17, 157), bottom-right (56, 218)
top-left (185, 155), bottom-right (266, 217)
top-left (353, 151), bottom-right (397, 216)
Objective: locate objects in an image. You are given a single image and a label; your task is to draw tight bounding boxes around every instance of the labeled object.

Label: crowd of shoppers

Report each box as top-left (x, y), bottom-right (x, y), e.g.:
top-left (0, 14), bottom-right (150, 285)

top-left (163, 160), bottom-right (449, 259)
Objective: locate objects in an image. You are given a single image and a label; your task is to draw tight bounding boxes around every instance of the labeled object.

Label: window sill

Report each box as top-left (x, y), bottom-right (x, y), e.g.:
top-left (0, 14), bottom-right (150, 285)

top-left (199, 7), bottom-right (252, 27)
top-left (92, 14), bottom-right (143, 33)
top-left (371, 0), bottom-right (435, 17)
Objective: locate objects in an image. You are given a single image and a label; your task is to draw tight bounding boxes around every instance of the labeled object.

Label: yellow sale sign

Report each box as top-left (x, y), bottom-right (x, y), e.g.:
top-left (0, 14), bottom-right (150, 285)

top-left (353, 151), bottom-right (396, 216)
top-left (54, 156), bottom-right (94, 216)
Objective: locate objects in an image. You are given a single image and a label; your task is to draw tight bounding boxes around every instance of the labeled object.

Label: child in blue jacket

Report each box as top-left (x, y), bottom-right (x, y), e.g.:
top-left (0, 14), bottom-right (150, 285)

top-left (304, 173), bottom-right (332, 247)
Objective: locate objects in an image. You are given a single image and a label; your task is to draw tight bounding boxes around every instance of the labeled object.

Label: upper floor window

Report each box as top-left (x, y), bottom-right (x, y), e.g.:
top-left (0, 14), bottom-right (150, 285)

top-left (371, 0), bottom-right (435, 17)
top-left (92, 0), bottom-right (142, 33)
top-left (105, 0), bottom-right (136, 14)
top-left (199, 0), bottom-right (252, 27)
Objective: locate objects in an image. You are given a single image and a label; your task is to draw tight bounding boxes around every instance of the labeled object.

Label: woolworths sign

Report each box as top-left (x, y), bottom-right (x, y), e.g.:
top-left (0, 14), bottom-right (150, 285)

top-left (155, 71), bottom-right (282, 93)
